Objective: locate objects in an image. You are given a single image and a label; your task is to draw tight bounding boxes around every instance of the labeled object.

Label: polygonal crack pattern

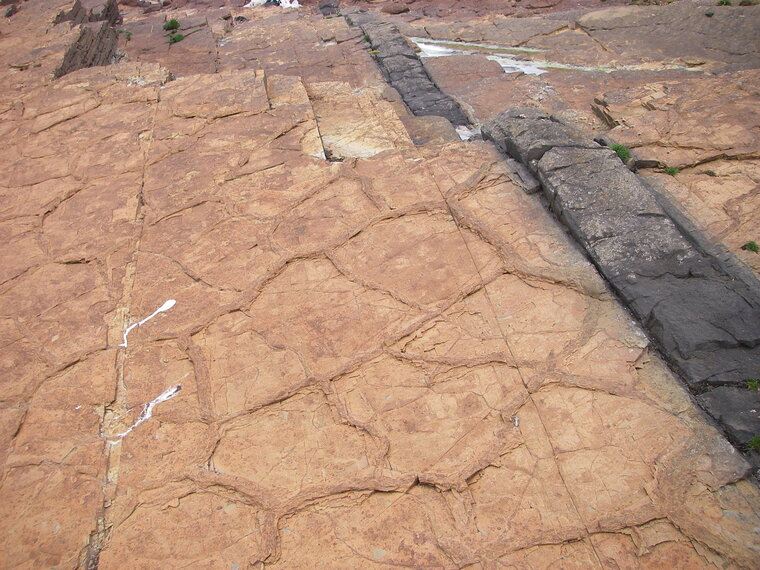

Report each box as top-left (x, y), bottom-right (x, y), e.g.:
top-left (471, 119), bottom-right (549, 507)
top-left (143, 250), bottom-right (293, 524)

top-left (1, 5), bottom-right (759, 568)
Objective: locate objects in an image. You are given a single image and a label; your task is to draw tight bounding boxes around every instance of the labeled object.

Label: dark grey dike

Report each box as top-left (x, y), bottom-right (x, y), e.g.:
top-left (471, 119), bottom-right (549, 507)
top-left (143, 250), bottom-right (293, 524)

top-left (698, 387), bottom-right (760, 448)
top-left (483, 108), bottom-right (760, 448)
top-left (355, 20), bottom-right (469, 126)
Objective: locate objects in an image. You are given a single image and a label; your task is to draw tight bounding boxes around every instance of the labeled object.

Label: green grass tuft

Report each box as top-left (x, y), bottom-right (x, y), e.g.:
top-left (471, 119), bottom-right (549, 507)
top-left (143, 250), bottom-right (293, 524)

top-left (747, 379), bottom-right (760, 391)
top-left (168, 33), bottom-right (185, 44)
top-left (741, 241), bottom-right (759, 253)
top-left (663, 166), bottom-right (680, 176)
top-left (610, 144), bottom-right (631, 163)
top-left (748, 435), bottom-right (760, 452)
top-left (716, 0), bottom-right (732, 5)
top-left (163, 18), bottom-right (180, 31)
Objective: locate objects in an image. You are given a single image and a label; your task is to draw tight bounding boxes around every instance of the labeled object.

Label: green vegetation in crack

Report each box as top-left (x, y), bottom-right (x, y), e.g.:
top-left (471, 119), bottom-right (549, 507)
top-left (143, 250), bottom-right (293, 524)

top-left (168, 33), bottom-right (185, 44)
top-left (701, 169), bottom-right (717, 177)
top-left (748, 435), bottom-right (760, 452)
top-left (610, 144), bottom-right (631, 163)
top-left (741, 241), bottom-right (759, 253)
top-left (163, 18), bottom-right (180, 31)
top-left (747, 379), bottom-right (759, 391)
top-left (662, 166), bottom-right (680, 176)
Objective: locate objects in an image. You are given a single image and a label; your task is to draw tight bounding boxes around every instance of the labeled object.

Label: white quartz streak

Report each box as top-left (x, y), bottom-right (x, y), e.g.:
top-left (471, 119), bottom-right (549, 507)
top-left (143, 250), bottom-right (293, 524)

top-left (120, 299), bottom-right (176, 347)
top-left (109, 385), bottom-right (182, 442)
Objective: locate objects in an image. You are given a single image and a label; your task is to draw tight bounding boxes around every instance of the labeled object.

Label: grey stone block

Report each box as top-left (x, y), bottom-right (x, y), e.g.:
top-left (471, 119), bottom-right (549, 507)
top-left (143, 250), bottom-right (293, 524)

top-left (698, 387), bottom-right (760, 447)
top-left (482, 108), bottom-right (597, 164)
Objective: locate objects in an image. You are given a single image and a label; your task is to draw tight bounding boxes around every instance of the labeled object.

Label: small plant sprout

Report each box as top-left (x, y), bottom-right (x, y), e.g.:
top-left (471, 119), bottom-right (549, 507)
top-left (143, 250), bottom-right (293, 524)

top-left (741, 241), bottom-right (759, 253)
top-left (168, 33), bottom-right (185, 44)
top-left (362, 34), bottom-right (370, 42)
top-left (716, 0), bottom-right (732, 5)
top-left (701, 169), bottom-right (717, 176)
top-left (117, 29), bottom-right (132, 41)
top-left (747, 379), bottom-right (760, 391)
top-left (610, 144), bottom-right (631, 163)
top-left (663, 166), bottom-right (680, 176)
top-left (748, 435), bottom-right (760, 452)
top-left (163, 18), bottom-right (180, 31)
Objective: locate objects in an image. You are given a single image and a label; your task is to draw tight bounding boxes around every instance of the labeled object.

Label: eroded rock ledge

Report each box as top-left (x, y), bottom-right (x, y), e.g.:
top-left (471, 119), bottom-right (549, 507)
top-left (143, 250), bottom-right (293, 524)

top-left (484, 108), bottom-right (760, 454)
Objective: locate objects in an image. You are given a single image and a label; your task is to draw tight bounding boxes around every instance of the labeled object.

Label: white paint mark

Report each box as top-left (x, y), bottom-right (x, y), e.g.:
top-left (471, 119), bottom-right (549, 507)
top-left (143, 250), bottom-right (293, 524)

top-left (512, 415), bottom-right (520, 427)
top-left (120, 299), bottom-right (176, 347)
top-left (109, 385), bottom-right (181, 442)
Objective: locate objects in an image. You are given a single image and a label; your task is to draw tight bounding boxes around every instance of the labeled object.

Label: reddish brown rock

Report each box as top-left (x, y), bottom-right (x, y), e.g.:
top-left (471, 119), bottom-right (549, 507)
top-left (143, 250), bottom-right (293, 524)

top-left (1, 1), bottom-right (760, 568)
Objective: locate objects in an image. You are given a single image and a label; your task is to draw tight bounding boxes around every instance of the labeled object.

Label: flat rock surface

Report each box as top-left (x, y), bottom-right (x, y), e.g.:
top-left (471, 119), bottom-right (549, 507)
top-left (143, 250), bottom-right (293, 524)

top-left (1, 1), bottom-right (760, 568)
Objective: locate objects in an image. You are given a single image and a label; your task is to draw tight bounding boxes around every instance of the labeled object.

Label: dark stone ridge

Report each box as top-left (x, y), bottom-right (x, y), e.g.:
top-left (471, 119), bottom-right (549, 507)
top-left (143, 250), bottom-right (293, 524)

top-left (357, 20), bottom-right (469, 126)
top-left (484, 108), bottom-right (760, 447)
top-left (698, 387), bottom-right (760, 451)
top-left (482, 108), bottom-right (596, 163)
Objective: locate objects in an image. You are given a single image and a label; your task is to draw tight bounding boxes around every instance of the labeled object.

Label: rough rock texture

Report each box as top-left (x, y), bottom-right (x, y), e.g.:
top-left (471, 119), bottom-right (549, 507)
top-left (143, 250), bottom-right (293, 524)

top-left (698, 388), bottom-right (760, 448)
top-left (317, 0), bottom-right (339, 16)
top-left (1, 1), bottom-right (760, 568)
top-left (484, 108), bottom-right (760, 449)
top-left (370, 0), bottom-right (760, 459)
top-left (576, 3), bottom-right (760, 70)
top-left (483, 109), bottom-right (760, 466)
top-left (593, 73), bottom-right (760, 169)
top-left (386, 0), bottom-right (760, 285)
top-left (55, 21), bottom-right (118, 78)
top-left (591, 72), bottom-right (760, 278)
